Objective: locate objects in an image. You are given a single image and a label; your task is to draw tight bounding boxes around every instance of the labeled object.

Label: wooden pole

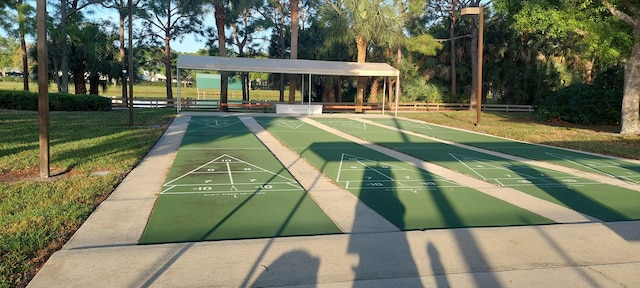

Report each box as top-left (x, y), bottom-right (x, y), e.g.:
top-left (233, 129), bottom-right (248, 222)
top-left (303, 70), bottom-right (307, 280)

top-left (476, 7), bottom-right (484, 126)
top-left (37, 0), bottom-right (49, 179)
top-left (128, 0), bottom-right (134, 126)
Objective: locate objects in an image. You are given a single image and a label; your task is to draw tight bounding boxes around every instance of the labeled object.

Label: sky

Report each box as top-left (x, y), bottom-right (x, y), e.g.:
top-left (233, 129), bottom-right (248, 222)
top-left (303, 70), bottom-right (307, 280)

top-left (85, 6), bottom-right (208, 54)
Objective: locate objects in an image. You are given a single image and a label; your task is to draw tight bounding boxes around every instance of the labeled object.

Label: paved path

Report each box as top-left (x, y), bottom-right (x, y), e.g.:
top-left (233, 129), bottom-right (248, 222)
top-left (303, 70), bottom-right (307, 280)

top-left (28, 112), bottom-right (640, 288)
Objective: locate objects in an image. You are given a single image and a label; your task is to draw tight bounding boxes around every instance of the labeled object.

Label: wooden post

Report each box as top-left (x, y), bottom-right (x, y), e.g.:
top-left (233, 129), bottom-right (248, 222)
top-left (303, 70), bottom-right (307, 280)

top-left (37, 0), bottom-right (49, 179)
top-left (128, 0), bottom-right (134, 126)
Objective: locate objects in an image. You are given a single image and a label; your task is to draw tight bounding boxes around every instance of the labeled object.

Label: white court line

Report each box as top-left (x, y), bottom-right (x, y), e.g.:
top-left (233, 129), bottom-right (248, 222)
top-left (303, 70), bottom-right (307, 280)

top-left (449, 153), bottom-right (488, 180)
top-left (357, 118), bottom-right (640, 192)
top-left (307, 117), bottom-right (597, 223)
top-left (546, 152), bottom-right (622, 179)
top-left (276, 119), bottom-right (306, 129)
top-left (190, 119), bottom-right (240, 129)
top-left (226, 162), bottom-right (234, 184)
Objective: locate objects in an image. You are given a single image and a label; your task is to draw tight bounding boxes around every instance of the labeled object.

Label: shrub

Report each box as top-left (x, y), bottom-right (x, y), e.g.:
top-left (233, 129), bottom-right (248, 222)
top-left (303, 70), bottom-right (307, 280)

top-left (402, 78), bottom-right (446, 103)
top-left (535, 67), bottom-right (623, 125)
top-left (0, 91), bottom-right (111, 111)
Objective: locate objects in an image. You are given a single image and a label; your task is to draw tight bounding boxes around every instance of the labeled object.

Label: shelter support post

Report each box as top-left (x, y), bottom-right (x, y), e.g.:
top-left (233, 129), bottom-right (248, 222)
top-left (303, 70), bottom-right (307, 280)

top-left (308, 74), bottom-right (312, 115)
top-left (395, 75), bottom-right (400, 116)
top-left (382, 78), bottom-right (386, 115)
top-left (176, 68), bottom-right (181, 113)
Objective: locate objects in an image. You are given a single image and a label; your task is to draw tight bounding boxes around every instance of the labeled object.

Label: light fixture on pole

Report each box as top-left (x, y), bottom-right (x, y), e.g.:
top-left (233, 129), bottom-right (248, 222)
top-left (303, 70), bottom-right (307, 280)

top-left (461, 6), bottom-right (484, 126)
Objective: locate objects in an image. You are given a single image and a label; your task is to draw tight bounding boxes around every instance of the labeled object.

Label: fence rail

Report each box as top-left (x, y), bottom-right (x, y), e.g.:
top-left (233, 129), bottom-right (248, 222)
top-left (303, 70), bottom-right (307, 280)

top-left (110, 98), bottom-right (534, 113)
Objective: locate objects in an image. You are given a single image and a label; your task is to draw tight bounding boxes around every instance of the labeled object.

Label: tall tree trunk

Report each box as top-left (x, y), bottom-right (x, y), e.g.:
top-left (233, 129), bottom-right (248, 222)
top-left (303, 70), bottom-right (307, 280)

top-left (585, 59), bottom-right (594, 84)
top-left (18, 0), bottom-right (29, 91)
top-left (369, 78), bottom-right (379, 103)
top-left (89, 74), bottom-right (100, 95)
top-left (355, 36), bottom-right (367, 112)
top-left (60, 0), bottom-right (69, 93)
top-left (336, 76), bottom-right (342, 102)
top-left (73, 66), bottom-right (87, 94)
top-left (278, 9), bottom-right (285, 103)
top-left (288, 0), bottom-right (299, 104)
top-left (469, 14), bottom-right (478, 110)
top-left (120, 11), bottom-right (128, 102)
top-left (164, 36), bottom-right (173, 99)
top-left (450, 0), bottom-right (457, 100)
top-left (620, 39), bottom-right (640, 135)
top-left (215, 4), bottom-right (228, 111)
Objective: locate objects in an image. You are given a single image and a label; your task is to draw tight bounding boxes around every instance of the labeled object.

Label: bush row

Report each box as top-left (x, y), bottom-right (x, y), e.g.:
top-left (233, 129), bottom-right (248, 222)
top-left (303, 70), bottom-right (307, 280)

top-left (535, 67), bottom-right (624, 125)
top-left (0, 90), bottom-right (112, 111)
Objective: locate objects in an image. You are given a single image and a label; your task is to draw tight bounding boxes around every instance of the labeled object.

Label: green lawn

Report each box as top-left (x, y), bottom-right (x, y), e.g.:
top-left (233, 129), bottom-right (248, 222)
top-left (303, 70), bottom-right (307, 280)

top-left (0, 109), bottom-right (175, 288)
top-left (0, 81), bottom-right (296, 101)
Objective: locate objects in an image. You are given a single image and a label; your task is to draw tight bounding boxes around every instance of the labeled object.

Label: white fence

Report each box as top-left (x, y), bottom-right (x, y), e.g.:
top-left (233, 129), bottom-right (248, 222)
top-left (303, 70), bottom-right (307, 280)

top-left (110, 98), bottom-right (534, 113)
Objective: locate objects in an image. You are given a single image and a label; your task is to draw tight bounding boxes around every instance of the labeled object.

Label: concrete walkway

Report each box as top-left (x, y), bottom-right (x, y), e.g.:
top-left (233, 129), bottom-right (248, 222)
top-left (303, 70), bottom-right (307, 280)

top-left (28, 113), bottom-right (640, 288)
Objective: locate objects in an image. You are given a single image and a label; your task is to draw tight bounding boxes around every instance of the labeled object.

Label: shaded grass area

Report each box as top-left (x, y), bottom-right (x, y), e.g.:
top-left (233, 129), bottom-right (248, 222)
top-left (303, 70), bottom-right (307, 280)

top-left (255, 117), bottom-right (553, 230)
top-left (140, 117), bottom-right (339, 244)
top-left (0, 109), bottom-right (176, 288)
top-left (400, 111), bottom-right (640, 160)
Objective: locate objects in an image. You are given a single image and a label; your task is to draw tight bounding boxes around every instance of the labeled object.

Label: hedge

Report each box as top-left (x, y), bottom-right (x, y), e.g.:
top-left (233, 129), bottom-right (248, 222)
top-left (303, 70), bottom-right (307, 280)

top-left (0, 90), bottom-right (112, 111)
top-left (535, 67), bottom-right (624, 125)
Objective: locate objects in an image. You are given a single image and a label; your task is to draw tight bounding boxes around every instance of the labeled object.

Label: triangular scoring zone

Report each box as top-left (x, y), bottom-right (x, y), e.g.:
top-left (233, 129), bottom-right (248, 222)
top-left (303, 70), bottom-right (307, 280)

top-left (189, 118), bottom-right (241, 129)
top-left (162, 154), bottom-right (303, 195)
top-left (448, 152), bottom-right (591, 187)
top-left (335, 153), bottom-right (459, 192)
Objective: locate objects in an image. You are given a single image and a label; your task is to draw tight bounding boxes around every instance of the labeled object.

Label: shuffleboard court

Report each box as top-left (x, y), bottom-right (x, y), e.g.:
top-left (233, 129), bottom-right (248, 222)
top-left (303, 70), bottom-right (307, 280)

top-left (367, 118), bottom-right (640, 184)
top-left (255, 117), bottom-right (554, 230)
top-left (315, 118), bottom-right (640, 222)
top-left (140, 116), bottom-right (340, 244)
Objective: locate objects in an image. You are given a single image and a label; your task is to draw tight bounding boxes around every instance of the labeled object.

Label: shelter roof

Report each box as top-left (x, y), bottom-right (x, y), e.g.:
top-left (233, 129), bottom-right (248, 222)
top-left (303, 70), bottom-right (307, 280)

top-left (177, 55), bottom-right (399, 77)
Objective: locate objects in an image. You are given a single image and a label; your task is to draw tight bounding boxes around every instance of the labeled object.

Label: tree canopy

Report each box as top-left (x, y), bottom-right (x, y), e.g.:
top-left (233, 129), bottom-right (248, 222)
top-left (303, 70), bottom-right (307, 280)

top-left (0, 0), bottom-right (638, 134)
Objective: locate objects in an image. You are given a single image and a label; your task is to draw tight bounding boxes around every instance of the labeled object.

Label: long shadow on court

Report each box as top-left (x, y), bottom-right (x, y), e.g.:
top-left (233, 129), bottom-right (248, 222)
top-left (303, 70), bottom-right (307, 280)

top-left (348, 166), bottom-right (421, 287)
top-left (508, 164), bottom-right (630, 221)
top-left (373, 117), bottom-right (640, 184)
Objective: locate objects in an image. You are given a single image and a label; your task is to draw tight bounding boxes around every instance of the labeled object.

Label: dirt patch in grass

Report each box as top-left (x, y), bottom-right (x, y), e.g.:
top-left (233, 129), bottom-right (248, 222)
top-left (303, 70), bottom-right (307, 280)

top-left (0, 167), bottom-right (76, 183)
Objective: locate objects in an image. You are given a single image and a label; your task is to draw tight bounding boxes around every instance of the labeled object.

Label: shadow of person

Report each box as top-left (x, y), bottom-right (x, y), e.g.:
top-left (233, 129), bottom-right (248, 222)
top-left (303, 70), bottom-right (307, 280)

top-left (428, 242), bottom-right (450, 288)
top-left (348, 164), bottom-right (421, 287)
top-left (251, 250), bottom-right (320, 287)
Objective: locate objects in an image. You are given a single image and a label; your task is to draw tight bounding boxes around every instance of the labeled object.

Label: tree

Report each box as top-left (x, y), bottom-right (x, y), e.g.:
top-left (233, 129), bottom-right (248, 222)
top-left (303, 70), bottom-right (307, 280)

top-left (228, 0), bottom-right (263, 101)
top-left (602, 0), bottom-right (640, 135)
top-left (0, 36), bottom-right (20, 77)
top-left (1, 0), bottom-right (35, 90)
top-left (56, 0), bottom-right (103, 93)
top-left (102, 0), bottom-right (142, 101)
top-left (67, 22), bottom-right (120, 95)
top-left (324, 0), bottom-right (403, 111)
top-left (211, 0), bottom-right (229, 110)
top-left (140, 0), bottom-right (205, 99)
top-left (288, 0), bottom-right (299, 104)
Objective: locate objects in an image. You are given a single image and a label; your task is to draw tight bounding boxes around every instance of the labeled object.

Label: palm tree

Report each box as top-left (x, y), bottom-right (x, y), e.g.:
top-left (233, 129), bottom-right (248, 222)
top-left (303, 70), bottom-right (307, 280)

top-left (288, 0), bottom-right (299, 104)
top-left (3, 0), bottom-right (34, 91)
top-left (325, 0), bottom-right (403, 111)
top-left (212, 0), bottom-right (229, 111)
top-left (325, 0), bottom-right (403, 112)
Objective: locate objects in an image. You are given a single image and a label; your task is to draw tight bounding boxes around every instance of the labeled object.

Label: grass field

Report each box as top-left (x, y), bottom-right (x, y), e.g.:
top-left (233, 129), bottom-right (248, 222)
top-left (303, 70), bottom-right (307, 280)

top-left (0, 109), bottom-right (175, 288)
top-left (0, 81), bottom-right (296, 101)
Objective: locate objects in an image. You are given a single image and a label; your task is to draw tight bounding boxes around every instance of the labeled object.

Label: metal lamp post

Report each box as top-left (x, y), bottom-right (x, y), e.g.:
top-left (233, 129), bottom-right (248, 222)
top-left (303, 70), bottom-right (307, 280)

top-left (461, 6), bottom-right (484, 126)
